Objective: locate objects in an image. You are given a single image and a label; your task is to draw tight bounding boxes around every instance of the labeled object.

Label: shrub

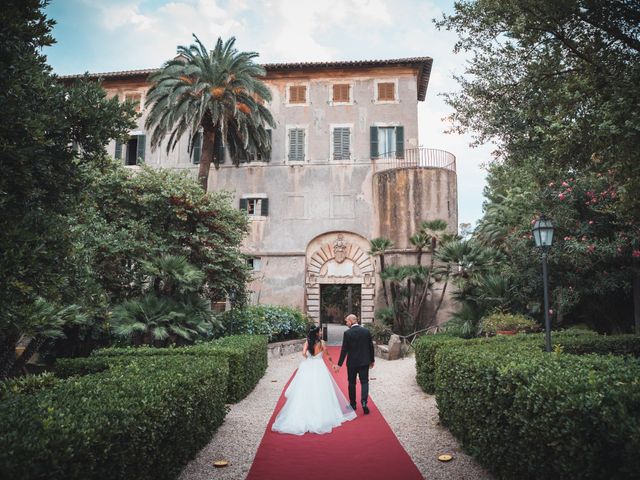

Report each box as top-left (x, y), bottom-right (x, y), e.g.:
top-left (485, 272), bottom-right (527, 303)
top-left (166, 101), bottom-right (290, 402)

top-left (414, 334), bottom-right (465, 394)
top-left (218, 305), bottom-right (311, 342)
top-left (0, 373), bottom-right (59, 401)
top-left (88, 334), bottom-right (267, 402)
top-left (481, 312), bottom-right (538, 334)
top-left (435, 342), bottom-right (640, 479)
top-left (365, 322), bottom-right (393, 344)
top-left (0, 356), bottom-right (228, 480)
top-left (55, 356), bottom-right (111, 378)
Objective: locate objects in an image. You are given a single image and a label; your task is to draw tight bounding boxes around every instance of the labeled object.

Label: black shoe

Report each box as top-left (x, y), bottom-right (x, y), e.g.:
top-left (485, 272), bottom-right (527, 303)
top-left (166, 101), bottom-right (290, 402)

top-left (350, 403), bottom-right (357, 411)
top-left (362, 402), bottom-right (370, 415)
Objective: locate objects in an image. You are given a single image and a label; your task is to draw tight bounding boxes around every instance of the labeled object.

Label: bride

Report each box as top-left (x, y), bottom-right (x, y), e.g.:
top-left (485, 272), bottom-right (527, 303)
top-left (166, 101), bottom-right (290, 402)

top-left (271, 326), bottom-right (357, 435)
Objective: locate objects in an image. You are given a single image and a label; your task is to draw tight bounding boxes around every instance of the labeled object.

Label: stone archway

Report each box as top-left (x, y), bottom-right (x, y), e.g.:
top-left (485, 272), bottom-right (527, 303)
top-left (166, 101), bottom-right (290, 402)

top-left (305, 232), bottom-right (376, 324)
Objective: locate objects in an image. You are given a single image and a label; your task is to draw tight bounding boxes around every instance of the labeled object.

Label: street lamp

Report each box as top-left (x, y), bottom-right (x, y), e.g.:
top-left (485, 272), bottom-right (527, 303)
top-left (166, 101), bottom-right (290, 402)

top-left (532, 215), bottom-right (554, 352)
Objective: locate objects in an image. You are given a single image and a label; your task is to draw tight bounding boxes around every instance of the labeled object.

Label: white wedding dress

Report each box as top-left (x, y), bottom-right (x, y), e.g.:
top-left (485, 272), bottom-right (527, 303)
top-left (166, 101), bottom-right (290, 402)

top-left (271, 350), bottom-right (357, 435)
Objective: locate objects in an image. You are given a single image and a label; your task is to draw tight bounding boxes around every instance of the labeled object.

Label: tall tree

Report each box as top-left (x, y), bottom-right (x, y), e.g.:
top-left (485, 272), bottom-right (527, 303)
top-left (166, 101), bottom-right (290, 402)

top-left (145, 35), bottom-right (275, 191)
top-left (437, 0), bottom-right (640, 332)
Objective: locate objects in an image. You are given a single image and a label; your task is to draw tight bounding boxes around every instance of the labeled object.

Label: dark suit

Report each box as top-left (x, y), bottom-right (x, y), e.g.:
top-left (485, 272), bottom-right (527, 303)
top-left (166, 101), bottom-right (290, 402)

top-left (338, 324), bottom-right (375, 406)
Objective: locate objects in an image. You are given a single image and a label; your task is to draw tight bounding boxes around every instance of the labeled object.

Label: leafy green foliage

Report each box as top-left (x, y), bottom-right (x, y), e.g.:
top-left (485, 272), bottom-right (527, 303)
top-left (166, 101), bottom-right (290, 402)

top-left (436, 0), bottom-right (639, 332)
top-left (218, 305), bottom-right (312, 342)
top-left (0, 372), bottom-right (59, 401)
top-left (481, 312), bottom-right (538, 334)
top-left (0, 356), bottom-right (228, 480)
top-left (87, 334), bottom-right (267, 402)
top-left (0, 1), bottom-right (136, 377)
top-left (415, 332), bottom-right (640, 478)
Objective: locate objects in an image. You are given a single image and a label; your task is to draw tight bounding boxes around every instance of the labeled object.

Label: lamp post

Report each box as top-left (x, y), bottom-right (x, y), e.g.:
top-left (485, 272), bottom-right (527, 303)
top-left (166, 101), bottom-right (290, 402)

top-left (532, 215), bottom-right (554, 352)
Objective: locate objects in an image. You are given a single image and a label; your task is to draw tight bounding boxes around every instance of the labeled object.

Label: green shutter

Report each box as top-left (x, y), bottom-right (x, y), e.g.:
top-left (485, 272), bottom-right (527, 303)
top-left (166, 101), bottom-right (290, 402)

top-left (136, 135), bottom-right (146, 163)
top-left (214, 134), bottom-right (225, 164)
top-left (370, 127), bottom-right (378, 158)
top-left (395, 126), bottom-right (404, 158)
top-left (239, 198), bottom-right (248, 211)
top-left (115, 140), bottom-right (122, 160)
top-left (261, 198), bottom-right (269, 216)
top-left (193, 132), bottom-right (202, 164)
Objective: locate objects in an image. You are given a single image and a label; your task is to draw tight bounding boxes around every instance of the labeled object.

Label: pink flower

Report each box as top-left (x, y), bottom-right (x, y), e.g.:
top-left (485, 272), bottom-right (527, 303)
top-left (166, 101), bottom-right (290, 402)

top-left (562, 181), bottom-right (569, 187)
top-left (633, 250), bottom-right (640, 258)
top-left (559, 193), bottom-right (565, 200)
top-left (548, 182), bottom-right (555, 187)
top-left (587, 245), bottom-right (596, 253)
top-left (563, 236), bottom-right (572, 241)
top-left (588, 220), bottom-right (594, 225)
top-left (566, 187), bottom-right (573, 192)
top-left (581, 236), bottom-right (587, 241)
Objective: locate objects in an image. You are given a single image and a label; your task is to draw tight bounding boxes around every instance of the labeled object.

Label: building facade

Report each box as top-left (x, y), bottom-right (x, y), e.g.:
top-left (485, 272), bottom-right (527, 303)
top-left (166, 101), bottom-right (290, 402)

top-left (66, 57), bottom-right (457, 326)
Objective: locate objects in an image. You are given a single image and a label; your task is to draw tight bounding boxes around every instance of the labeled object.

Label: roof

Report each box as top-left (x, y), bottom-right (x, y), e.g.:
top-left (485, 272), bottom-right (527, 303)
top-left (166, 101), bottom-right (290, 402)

top-left (58, 57), bottom-right (433, 101)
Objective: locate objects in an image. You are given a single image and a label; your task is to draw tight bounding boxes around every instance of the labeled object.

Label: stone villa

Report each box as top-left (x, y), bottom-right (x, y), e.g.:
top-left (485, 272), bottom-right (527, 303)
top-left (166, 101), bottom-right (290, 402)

top-left (63, 57), bottom-right (457, 327)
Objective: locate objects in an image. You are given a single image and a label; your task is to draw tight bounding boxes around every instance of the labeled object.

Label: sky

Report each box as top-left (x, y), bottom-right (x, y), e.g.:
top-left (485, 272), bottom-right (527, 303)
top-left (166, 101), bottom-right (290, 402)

top-left (43, 0), bottom-right (494, 229)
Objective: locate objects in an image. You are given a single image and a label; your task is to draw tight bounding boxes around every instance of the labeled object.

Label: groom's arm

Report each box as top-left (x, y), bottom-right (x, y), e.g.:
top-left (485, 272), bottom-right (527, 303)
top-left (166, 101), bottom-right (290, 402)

top-left (337, 332), bottom-right (349, 367)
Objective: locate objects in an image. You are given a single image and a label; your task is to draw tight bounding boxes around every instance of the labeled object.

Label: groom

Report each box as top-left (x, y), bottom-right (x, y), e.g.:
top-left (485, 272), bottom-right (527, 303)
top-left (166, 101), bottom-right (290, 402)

top-left (333, 314), bottom-right (375, 414)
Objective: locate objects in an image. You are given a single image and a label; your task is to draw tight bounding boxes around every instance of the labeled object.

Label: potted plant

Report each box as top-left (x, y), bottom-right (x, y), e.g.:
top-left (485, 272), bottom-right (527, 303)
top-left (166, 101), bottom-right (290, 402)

top-left (481, 312), bottom-right (538, 336)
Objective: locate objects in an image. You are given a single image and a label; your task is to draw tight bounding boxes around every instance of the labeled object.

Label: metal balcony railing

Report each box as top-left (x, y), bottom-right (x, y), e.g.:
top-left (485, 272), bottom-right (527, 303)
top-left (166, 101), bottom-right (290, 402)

top-left (371, 147), bottom-right (456, 174)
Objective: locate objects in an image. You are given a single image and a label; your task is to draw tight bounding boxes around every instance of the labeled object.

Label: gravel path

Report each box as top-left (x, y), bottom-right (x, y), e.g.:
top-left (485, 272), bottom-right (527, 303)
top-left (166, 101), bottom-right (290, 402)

top-left (179, 351), bottom-right (493, 480)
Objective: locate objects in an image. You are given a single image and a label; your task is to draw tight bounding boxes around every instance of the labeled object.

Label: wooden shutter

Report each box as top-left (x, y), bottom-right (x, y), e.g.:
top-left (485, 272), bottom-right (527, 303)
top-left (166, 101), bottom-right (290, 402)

top-left (395, 126), bottom-right (404, 158)
top-left (377, 82), bottom-right (395, 101)
top-left (289, 85), bottom-right (306, 104)
top-left (333, 127), bottom-right (351, 160)
top-left (136, 135), bottom-right (146, 163)
top-left (192, 132), bottom-right (202, 164)
top-left (333, 84), bottom-right (349, 102)
top-left (115, 140), bottom-right (122, 160)
top-left (370, 127), bottom-right (378, 158)
top-left (261, 198), bottom-right (269, 216)
top-left (239, 198), bottom-right (248, 211)
top-left (288, 129), bottom-right (305, 161)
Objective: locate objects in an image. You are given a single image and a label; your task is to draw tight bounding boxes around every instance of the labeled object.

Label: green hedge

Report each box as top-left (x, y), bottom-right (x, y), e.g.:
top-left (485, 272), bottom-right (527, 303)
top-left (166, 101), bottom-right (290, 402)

top-left (0, 356), bottom-right (228, 480)
top-left (0, 372), bottom-right (60, 401)
top-left (434, 343), bottom-right (640, 479)
top-left (55, 356), bottom-right (112, 378)
top-left (84, 334), bottom-right (267, 403)
top-left (218, 305), bottom-right (311, 341)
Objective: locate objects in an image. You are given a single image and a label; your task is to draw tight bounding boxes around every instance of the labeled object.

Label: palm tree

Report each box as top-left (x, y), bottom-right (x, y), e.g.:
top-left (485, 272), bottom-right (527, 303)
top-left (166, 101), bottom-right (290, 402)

top-left (369, 237), bottom-right (394, 307)
top-left (145, 35), bottom-right (275, 191)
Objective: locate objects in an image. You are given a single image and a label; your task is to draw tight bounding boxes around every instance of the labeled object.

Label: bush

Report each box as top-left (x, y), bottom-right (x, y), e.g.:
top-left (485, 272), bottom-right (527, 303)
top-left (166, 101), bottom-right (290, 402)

top-left (88, 334), bottom-right (267, 402)
top-left (218, 305), bottom-right (311, 342)
top-left (414, 334), bottom-right (465, 394)
top-left (365, 322), bottom-right (393, 344)
top-left (55, 356), bottom-right (111, 378)
top-left (434, 342), bottom-right (640, 479)
top-left (0, 356), bottom-right (228, 480)
top-left (0, 373), bottom-right (59, 401)
top-left (481, 312), bottom-right (538, 334)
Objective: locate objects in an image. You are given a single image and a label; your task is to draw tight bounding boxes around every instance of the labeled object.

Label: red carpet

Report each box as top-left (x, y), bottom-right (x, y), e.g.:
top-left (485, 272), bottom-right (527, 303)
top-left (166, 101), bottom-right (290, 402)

top-left (246, 347), bottom-right (423, 480)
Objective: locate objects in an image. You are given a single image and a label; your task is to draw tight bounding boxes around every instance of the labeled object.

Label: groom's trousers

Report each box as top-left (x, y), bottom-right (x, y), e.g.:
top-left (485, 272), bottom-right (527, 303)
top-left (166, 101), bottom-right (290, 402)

top-left (347, 364), bottom-right (369, 405)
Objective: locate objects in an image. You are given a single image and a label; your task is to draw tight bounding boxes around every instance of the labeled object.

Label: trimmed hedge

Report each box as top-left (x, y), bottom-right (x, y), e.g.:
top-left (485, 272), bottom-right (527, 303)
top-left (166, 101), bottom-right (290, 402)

top-left (55, 356), bottom-right (111, 378)
top-left (415, 333), bottom-right (640, 479)
top-left (435, 343), bottom-right (640, 479)
top-left (0, 372), bottom-right (60, 401)
top-left (0, 356), bottom-right (228, 480)
top-left (218, 305), bottom-right (312, 341)
top-left (83, 334), bottom-right (268, 402)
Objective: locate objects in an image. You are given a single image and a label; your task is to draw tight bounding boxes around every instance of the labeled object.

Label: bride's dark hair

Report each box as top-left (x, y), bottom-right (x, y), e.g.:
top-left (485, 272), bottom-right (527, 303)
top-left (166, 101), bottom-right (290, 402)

top-left (307, 326), bottom-right (320, 355)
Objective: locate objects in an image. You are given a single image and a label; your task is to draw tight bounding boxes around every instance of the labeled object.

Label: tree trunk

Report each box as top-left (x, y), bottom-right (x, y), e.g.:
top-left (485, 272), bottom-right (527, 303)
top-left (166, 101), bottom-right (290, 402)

top-left (197, 129), bottom-right (216, 192)
top-left (379, 255), bottom-right (390, 307)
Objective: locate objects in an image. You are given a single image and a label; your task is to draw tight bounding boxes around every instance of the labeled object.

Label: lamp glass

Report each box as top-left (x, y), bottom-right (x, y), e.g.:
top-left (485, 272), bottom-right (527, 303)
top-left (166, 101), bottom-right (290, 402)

top-left (533, 217), bottom-right (554, 248)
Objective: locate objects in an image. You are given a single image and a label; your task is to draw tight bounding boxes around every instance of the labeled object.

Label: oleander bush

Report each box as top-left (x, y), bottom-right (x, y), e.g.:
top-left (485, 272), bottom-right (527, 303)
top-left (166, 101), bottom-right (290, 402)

top-left (0, 372), bottom-right (60, 401)
top-left (77, 334), bottom-right (267, 402)
top-left (415, 332), bottom-right (640, 479)
top-left (218, 305), bottom-right (312, 342)
top-left (0, 356), bottom-right (228, 480)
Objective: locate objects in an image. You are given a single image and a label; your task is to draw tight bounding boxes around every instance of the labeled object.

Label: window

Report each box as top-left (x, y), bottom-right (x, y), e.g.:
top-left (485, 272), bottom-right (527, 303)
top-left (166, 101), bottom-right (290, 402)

top-left (370, 126), bottom-right (404, 159)
top-left (124, 93), bottom-right (142, 112)
top-left (332, 126), bottom-right (351, 160)
top-left (288, 85), bottom-right (307, 104)
top-left (240, 197), bottom-right (269, 217)
top-left (377, 82), bottom-right (395, 102)
top-left (247, 257), bottom-right (262, 271)
top-left (288, 128), bottom-right (306, 161)
top-left (115, 134), bottom-right (146, 165)
top-left (332, 84), bottom-right (350, 103)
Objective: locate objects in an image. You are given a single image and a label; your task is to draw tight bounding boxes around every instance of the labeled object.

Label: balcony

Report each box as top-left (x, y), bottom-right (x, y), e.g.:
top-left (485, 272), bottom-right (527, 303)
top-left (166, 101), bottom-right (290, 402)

top-left (371, 147), bottom-right (456, 174)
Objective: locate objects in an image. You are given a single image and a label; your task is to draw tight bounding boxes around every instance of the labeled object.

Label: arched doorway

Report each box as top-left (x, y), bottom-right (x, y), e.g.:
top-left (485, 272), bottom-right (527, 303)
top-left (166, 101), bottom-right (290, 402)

top-left (305, 232), bottom-right (376, 331)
